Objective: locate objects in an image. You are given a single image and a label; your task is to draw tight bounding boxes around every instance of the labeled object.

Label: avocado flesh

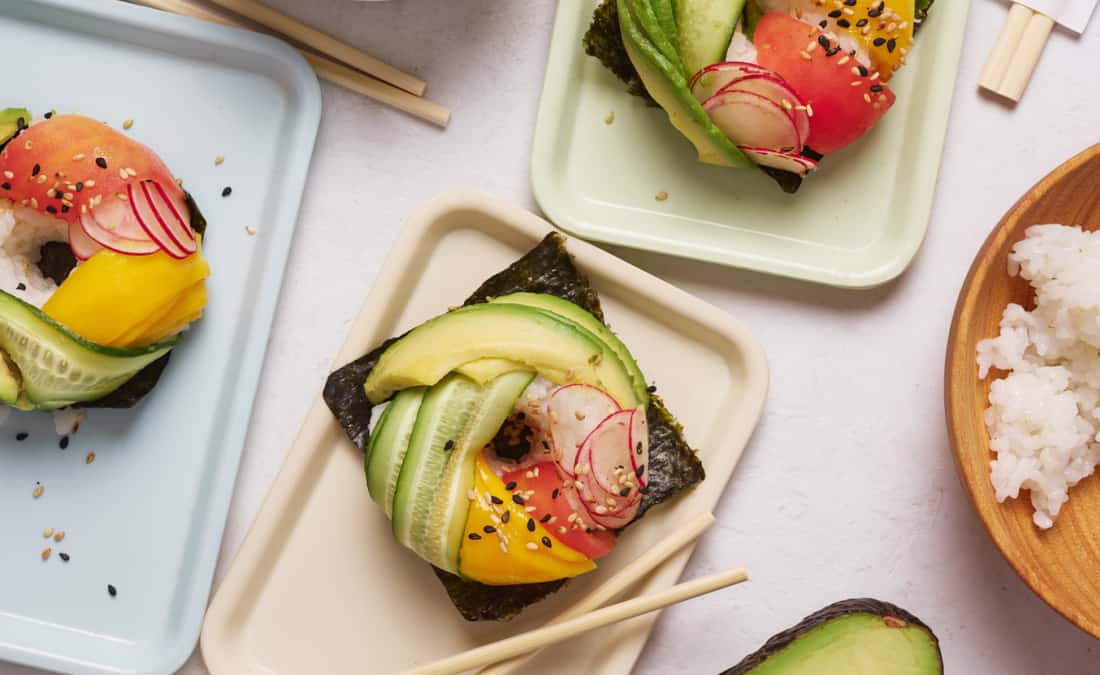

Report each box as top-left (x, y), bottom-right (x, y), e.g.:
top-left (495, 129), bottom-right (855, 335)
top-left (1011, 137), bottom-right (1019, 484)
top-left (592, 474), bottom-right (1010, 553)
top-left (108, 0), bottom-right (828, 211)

top-left (675, 0), bottom-right (748, 77)
top-left (0, 108), bottom-right (30, 147)
top-left (723, 598), bottom-right (943, 675)
top-left (631, 0), bottom-right (684, 73)
top-left (363, 303), bottom-right (638, 410)
top-left (489, 292), bottom-right (648, 406)
top-left (618, 0), bottom-right (752, 168)
top-left (0, 352), bottom-right (20, 405)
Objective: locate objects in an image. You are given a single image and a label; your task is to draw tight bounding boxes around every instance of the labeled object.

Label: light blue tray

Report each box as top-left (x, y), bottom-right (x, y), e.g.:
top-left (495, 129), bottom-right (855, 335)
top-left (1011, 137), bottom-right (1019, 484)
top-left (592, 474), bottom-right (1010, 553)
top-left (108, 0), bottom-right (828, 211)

top-left (0, 1), bottom-right (321, 673)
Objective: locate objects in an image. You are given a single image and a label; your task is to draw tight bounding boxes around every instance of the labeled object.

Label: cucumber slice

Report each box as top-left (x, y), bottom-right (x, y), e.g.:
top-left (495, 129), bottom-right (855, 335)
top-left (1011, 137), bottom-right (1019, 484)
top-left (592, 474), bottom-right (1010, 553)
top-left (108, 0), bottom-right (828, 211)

top-left (0, 290), bottom-right (177, 410)
top-left (426, 370), bottom-right (536, 573)
top-left (365, 386), bottom-right (425, 516)
top-left (392, 373), bottom-right (485, 552)
top-left (489, 293), bottom-right (649, 407)
top-left (675, 0), bottom-right (748, 78)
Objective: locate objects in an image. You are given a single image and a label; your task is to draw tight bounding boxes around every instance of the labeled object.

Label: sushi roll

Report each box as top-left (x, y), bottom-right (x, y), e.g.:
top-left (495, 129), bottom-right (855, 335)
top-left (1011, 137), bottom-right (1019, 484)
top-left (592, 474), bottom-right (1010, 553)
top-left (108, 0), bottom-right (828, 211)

top-left (584, 0), bottom-right (934, 191)
top-left (0, 108), bottom-right (209, 411)
top-left (325, 234), bottom-right (704, 621)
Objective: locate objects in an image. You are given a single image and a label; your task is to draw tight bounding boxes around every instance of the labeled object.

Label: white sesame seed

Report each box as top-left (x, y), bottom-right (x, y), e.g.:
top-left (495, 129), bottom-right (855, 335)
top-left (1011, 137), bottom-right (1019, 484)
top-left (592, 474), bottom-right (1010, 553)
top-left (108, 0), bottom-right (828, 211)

top-left (800, 51), bottom-right (812, 60)
top-left (870, 71), bottom-right (880, 80)
top-left (863, 93), bottom-right (872, 103)
top-left (838, 55), bottom-right (850, 65)
top-left (525, 542), bottom-right (539, 551)
top-left (245, 225), bottom-right (257, 236)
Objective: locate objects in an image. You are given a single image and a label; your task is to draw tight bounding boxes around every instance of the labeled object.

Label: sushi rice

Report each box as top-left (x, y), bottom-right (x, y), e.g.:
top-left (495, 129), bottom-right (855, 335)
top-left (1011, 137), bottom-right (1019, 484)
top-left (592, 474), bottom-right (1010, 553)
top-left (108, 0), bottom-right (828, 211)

top-left (978, 224), bottom-right (1100, 529)
top-left (0, 198), bottom-right (66, 308)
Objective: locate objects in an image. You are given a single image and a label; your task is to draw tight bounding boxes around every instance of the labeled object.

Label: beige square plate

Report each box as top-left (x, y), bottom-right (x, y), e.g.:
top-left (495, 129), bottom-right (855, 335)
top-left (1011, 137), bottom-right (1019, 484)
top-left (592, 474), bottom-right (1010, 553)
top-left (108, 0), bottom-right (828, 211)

top-left (200, 191), bottom-right (769, 674)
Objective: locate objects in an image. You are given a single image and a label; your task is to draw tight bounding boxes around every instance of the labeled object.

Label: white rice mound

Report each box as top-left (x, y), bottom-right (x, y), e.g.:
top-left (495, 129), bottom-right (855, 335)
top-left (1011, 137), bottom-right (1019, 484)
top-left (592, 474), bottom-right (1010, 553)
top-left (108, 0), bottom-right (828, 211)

top-left (0, 198), bottom-right (68, 308)
top-left (977, 224), bottom-right (1100, 529)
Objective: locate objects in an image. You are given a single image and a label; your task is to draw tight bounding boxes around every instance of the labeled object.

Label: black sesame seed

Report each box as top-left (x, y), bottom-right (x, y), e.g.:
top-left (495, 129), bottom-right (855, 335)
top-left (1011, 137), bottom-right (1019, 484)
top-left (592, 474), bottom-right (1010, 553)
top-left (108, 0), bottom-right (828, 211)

top-left (646, 385), bottom-right (657, 393)
top-left (490, 495), bottom-right (503, 505)
top-left (818, 19), bottom-right (828, 27)
top-left (31, 163), bottom-right (40, 176)
top-left (526, 518), bottom-right (536, 532)
top-left (844, 0), bottom-right (856, 5)
top-left (858, 65), bottom-right (869, 76)
top-left (886, 38), bottom-right (896, 52)
top-left (872, 37), bottom-right (886, 46)
top-left (95, 157), bottom-right (108, 169)
top-left (826, 46), bottom-right (840, 56)
top-left (635, 442), bottom-right (642, 455)
top-left (75, 182), bottom-right (83, 191)
top-left (636, 464), bottom-right (645, 478)
top-left (837, 18), bottom-right (850, 27)
top-left (43, 111), bottom-right (53, 120)
top-left (443, 439), bottom-right (454, 451)
top-left (61, 205), bottom-right (69, 213)
top-left (45, 205), bottom-right (57, 214)
top-left (59, 436), bottom-right (69, 450)
top-left (221, 186), bottom-right (232, 197)
top-left (1, 183), bottom-right (9, 190)
top-left (17, 116), bottom-right (27, 129)
top-left (16, 432), bottom-right (28, 441)
top-left (541, 536), bottom-right (552, 548)
top-left (828, 9), bottom-right (842, 16)
top-left (505, 481), bottom-right (517, 491)
top-left (503, 510), bottom-right (513, 524)
top-left (551, 488), bottom-right (559, 500)
top-left (540, 513), bottom-right (552, 523)
top-left (483, 525), bottom-right (497, 534)
top-left (16, 283), bottom-right (26, 291)
top-left (541, 440), bottom-right (550, 450)
top-left (107, 584), bottom-right (117, 597)
top-left (870, 84), bottom-right (884, 92)
top-left (857, 18), bottom-right (869, 26)
top-left (620, 487), bottom-right (631, 497)
top-left (468, 532), bottom-right (482, 540)
top-left (516, 411), bottom-right (525, 420)
top-left (868, 8), bottom-right (882, 17)
top-left (59, 552), bottom-right (70, 562)
top-left (817, 36), bottom-right (831, 49)
top-left (512, 494), bottom-right (525, 505)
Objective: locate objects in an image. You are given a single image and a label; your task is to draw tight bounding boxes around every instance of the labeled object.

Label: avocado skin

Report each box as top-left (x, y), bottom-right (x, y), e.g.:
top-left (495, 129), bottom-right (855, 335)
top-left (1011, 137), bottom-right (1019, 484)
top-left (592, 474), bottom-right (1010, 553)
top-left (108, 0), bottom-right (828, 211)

top-left (324, 232), bottom-right (705, 621)
top-left (721, 598), bottom-right (944, 675)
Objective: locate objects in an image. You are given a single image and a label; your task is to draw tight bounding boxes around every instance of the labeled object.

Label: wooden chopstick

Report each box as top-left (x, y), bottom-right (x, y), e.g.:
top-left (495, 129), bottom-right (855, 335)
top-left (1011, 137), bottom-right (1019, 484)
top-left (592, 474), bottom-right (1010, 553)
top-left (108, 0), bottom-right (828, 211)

top-left (129, 0), bottom-right (449, 127)
top-left (477, 511), bottom-right (717, 675)
top-left (978, 3), bottom-right (1033, 93)
top-left (204, 0), bottom-right (426, 97)
top-left (978, 2), bottom-right (1054, 102)
top-left (401, 566), bottom-right (749, 675)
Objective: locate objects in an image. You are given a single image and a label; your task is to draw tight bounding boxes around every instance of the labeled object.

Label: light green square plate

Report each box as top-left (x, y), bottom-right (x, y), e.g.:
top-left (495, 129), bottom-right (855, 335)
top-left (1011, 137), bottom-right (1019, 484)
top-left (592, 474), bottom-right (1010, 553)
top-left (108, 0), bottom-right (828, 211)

top-left (532, 0), bottom-right (969, 288)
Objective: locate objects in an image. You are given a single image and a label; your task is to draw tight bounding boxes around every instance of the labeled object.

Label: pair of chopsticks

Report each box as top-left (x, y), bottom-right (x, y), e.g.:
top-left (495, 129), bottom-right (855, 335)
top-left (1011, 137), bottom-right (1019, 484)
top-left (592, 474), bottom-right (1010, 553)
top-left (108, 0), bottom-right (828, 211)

top-left (978, 3), bottom-right (1055, 102)
top-left (401, 512), bottom-right (748, 675)
top-left (129, 0), bottom-right (450, 127)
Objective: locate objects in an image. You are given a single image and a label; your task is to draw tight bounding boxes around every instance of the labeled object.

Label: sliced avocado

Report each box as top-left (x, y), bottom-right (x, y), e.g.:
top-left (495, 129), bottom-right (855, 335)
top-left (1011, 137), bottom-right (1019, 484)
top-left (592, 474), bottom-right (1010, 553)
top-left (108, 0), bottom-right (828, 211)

top-left (366, 386), bottom-right (426, 516)
top-left (363, 303), bottom-right (638, 410)
top-left (722, 598), bottom-right (943, 675)
top-left (631, 0), bottom-right (684, 74)
top-left (618, 0), bottom-right (752, 168)
top-left (0, 352), bottom-right (20, 405)
top-left (392, 373), bottom-right (485, 556)
top-left (489, 292), bottom-right (648, 407)
top-left (427, 370), bottom-right (536, 573)
top-left (0, 290), bottom-right (178, 410)
top-left (675, 0), bottom-right (747, 77)
top-left (0, 108), bottom-right (30, 148)
top-left (455, 358), bottom-right (532, 385)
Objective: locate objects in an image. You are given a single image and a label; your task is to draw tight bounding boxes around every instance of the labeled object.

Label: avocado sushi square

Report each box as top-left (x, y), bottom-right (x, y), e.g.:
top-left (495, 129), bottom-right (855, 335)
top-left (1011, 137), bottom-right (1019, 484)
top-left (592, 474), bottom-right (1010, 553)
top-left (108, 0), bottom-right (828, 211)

top-left (0, 108), bottom-right (210, 413)
top-left (325, 234), bottom-right (704, 620)
top-left (585, 0), bottom-right (933, 191)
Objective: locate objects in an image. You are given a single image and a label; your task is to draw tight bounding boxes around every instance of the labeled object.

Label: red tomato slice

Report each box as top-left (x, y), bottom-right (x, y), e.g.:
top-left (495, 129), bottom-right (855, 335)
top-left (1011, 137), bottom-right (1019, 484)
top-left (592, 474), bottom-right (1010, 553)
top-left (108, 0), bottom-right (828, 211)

top-left (753, 12), bottom-right (895, 155)
top-left (501, 462), bottom-right (617, 560)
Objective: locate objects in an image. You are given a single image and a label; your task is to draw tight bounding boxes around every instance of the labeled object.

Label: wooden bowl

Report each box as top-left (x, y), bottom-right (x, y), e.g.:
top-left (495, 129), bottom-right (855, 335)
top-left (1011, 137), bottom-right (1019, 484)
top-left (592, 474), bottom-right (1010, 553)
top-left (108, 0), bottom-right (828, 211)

top-left (945, 143), bottom-right (1100, 639)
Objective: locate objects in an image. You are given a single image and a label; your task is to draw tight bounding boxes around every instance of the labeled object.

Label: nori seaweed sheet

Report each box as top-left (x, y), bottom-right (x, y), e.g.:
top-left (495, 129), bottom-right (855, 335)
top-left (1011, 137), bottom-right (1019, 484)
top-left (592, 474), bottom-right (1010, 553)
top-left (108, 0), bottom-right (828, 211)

top-left (79, 191), bottom-right (206, 410)
top-left (323, 233), bottom-right (705, 621)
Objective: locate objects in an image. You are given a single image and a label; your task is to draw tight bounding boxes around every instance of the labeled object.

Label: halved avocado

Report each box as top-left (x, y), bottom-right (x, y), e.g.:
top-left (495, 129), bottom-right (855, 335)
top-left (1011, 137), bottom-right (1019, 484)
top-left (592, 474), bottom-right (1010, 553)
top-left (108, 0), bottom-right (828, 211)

top-left (722, 598), bottom-right (943, 675)
top-left (363, 303), bottom-right (638, 409)
top-left (618, 0), bottom-right (752, 168)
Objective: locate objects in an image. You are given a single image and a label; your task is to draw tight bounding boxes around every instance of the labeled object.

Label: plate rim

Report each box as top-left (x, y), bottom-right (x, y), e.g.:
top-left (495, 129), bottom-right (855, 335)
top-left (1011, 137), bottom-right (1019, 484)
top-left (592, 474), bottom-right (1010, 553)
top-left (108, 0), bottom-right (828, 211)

top-left (199, 189), bottom-right (770, 674)
top-left (530, 0), bottom-right (971, 289)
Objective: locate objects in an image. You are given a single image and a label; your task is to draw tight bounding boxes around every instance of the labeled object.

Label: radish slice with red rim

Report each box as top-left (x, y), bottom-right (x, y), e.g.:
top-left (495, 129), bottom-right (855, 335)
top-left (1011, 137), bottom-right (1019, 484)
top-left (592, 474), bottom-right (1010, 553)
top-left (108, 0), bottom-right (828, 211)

top-left (146, 181), bottom-right (196, 248)
top-left (80, 208), bottom-right (160, 256)
top-left (134, 182), bottom-right (194, 256)
top-left (67, 218), bottom-right (102, 261)
top-left (689, 61), bottom-right (770, 102)
top-left (574, 408), bottom-right (646, 529)
top-left (703, 90), bottom-right (800, 153)
top-left (548, 384), bottom-right (620, 477)
top-left (719, 74), bottom-right (810, 148)
top-left (737, 146), bottom-right (819, 176)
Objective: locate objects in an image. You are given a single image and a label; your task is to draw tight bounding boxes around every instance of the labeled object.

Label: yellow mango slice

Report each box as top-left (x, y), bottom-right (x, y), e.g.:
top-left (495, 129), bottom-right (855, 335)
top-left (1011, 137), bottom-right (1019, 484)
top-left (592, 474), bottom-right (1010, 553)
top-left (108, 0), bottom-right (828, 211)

top-left (129, 281), bottom-right (207, 347)
top-left (43, 243), bottom-right (209, 347)
top-left (458, 454), bottom-right (594, 585)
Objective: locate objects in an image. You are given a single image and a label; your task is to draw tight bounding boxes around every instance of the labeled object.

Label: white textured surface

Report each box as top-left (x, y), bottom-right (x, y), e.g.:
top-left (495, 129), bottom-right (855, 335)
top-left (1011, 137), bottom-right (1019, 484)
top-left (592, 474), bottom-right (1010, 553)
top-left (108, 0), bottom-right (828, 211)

top-left (5, 0), bottom-right (1100, 673)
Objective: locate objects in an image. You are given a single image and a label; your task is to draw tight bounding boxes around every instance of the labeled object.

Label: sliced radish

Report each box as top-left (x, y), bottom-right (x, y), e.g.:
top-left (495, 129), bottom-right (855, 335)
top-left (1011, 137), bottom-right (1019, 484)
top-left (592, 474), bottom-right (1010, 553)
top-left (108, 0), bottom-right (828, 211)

top-left (547, 384), bottom-right (620, 476)
top-left (589, 408), bottom-right (647, 496)
top-left (703, 90), bottom-right (800, 152)
top-left (573, 409), bottom-right (645, 530)
top-left (145, 181), bottom-right (196, 248)
top-left (67, 218), bottom-right (102, 261)
top-left (689, 61), bottom-right (770, 103)
top-left (129, 182), bottom-right (190, 258)
top-left (720, 74), bottom-right (811, 148)
top-left (738, 146), bottom-right (819, 176)
top-left (80, 208), bottom-right (160, 256)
